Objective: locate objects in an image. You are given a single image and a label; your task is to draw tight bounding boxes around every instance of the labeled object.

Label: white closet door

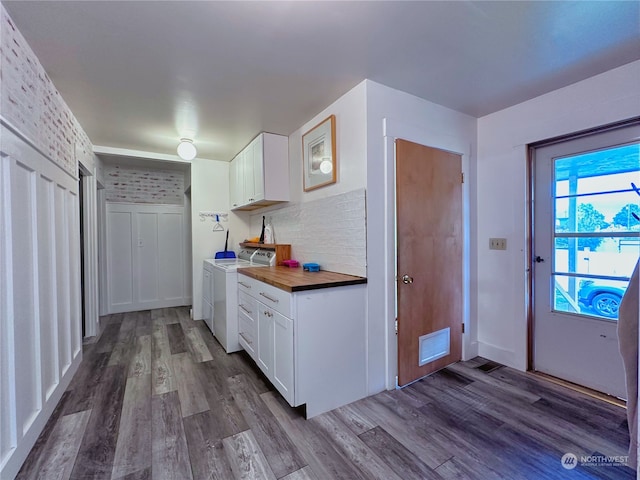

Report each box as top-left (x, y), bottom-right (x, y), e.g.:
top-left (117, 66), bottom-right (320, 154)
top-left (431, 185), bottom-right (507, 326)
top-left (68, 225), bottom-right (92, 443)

top-left (106, 203), bottom-right (188, 313)
top-left (158, 212), bottom-right (184, 300)
top-left (136, 212), bottom-right (159, 302)
top-left (107, 210), bottom-right (134, 308)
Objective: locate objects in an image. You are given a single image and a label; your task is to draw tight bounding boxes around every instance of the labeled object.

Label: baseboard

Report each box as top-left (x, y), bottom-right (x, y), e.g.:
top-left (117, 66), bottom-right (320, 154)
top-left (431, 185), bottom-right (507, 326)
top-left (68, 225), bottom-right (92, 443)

top-left (477, 341), bottom-right (522, 370)
top-left (108, 298), bottom-right (191, 314)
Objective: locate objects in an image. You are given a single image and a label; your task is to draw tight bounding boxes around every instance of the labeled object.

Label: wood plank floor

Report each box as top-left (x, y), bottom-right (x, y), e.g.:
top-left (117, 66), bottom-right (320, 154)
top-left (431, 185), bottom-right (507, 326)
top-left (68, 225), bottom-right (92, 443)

top-left (16, 307), bottom-right (635, 479)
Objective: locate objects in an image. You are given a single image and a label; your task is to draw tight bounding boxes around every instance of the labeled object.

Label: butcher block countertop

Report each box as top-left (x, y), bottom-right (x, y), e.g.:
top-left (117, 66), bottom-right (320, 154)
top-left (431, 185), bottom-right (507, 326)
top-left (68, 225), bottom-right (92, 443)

top-left (239, 266), bottom-right (367, 292)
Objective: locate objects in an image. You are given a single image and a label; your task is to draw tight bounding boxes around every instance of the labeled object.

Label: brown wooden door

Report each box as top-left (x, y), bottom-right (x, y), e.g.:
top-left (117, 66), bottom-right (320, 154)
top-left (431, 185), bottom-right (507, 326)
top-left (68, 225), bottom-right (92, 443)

top-left (396, 139), bottom-right (463, 386)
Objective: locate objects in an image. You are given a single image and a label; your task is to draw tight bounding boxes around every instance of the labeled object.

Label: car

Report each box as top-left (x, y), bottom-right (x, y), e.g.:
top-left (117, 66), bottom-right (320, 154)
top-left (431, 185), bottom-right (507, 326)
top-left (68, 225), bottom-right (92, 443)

top-left (578, 279), bottom-right (628, 319)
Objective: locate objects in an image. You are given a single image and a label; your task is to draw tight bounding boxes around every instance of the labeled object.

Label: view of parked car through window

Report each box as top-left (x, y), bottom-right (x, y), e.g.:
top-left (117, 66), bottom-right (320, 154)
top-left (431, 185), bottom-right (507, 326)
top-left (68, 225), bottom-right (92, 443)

top-left (553, 143), bottom-right (639, 320)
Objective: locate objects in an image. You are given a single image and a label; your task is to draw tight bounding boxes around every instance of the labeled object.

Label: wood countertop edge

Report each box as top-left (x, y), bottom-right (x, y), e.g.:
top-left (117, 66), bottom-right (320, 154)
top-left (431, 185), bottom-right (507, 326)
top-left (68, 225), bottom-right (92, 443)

top-left (238, 267), bottom-right (367, 292)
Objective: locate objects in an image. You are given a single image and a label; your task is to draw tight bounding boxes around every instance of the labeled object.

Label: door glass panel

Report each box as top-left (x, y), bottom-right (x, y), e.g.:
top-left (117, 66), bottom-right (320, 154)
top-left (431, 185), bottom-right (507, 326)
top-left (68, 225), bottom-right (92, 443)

top-left (554, 237), bottom-right (640, 277)
top-left (555, 191), bottom-right (640, 233)
top-left (554, 274), bottom-right (629, 320)
top-left (555, 144), bottom-right (640, 196)
top-left (552, 142), bottom-right (640, 321)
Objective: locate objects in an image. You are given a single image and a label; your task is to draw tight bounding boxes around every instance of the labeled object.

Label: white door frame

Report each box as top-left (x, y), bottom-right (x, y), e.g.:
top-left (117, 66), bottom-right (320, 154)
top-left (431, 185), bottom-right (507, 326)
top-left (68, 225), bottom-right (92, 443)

top-left (381, 118), bottom-right (474, 389)
top-left (78, 161), bottom-right (100, 338)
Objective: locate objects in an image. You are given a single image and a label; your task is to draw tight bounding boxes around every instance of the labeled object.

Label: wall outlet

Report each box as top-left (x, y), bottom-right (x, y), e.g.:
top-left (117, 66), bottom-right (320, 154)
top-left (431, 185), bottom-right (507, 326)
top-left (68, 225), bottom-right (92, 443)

top-left (489, 238), bottom-right (507, 250)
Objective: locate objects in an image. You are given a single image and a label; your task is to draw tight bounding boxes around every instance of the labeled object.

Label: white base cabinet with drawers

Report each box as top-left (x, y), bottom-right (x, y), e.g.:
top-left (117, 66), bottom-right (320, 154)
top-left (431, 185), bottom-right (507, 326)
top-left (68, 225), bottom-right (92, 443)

top-left (237, 274), bottom-right (367, 417)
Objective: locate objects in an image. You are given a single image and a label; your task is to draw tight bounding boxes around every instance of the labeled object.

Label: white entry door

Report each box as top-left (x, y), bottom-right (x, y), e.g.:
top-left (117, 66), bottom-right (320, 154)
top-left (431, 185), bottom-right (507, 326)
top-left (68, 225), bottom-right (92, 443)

top-left (533, 123), bottom-right (640, 399)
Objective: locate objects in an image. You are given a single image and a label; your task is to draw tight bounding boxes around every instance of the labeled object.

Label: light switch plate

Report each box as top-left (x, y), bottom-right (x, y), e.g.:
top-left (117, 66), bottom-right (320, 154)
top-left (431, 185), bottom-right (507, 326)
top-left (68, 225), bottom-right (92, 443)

top-left (489, 238), bottom-right (507, 250)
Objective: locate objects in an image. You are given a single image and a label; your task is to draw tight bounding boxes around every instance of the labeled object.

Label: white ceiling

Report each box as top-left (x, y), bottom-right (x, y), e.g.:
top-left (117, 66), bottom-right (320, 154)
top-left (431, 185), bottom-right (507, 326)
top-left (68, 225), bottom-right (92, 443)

top-left (3, 1), bottom-right (639, 162)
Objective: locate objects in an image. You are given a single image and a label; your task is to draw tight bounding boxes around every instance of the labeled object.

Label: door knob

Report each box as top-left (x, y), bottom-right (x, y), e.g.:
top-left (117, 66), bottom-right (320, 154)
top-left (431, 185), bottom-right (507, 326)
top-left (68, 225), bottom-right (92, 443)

top-left (402, 274), bottom-right (414, 284)
top-left (535, 256), bottom-right (545, 263)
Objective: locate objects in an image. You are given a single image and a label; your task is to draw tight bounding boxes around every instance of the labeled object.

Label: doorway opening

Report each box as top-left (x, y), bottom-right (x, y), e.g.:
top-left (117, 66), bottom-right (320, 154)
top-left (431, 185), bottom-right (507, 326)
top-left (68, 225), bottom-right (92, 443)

top-left (78, 170), bottom-right (86, 337)
top-left (395, 139), bottom-right (463, 387)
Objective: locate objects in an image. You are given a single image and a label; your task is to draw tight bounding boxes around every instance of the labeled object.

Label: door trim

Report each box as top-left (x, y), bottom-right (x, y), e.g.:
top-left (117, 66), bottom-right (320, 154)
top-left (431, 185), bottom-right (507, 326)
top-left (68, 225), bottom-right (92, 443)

top-left (382, 117), bottom-right (473, 389)
top-left (526, 116), bottom-right (640, 370)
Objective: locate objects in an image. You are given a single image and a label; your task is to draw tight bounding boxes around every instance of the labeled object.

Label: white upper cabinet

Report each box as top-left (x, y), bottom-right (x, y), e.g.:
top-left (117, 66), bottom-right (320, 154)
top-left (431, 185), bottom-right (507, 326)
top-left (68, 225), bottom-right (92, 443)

top-left (229, 152), bottom-right (243, 209)
top-left (229, 132), bottom-right (289, 211)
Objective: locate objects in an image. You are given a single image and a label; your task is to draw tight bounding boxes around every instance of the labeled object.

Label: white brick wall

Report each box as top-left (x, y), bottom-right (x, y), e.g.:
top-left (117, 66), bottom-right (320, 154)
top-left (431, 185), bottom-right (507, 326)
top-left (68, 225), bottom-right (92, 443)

top-left (0, 6), bottom-right (92, 176)
top-left (252, 189), bottom-right (367, 277)
top-left (104, 164), bottom-right (184, 205)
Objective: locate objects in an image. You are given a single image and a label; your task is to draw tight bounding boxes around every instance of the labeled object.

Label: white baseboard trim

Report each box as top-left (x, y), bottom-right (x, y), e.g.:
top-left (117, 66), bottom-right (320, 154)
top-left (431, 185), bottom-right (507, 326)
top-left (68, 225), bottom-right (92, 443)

top-left (477, 342), bottom-right (523, 371)
top-left (109, 298), bottom-right (191, 314)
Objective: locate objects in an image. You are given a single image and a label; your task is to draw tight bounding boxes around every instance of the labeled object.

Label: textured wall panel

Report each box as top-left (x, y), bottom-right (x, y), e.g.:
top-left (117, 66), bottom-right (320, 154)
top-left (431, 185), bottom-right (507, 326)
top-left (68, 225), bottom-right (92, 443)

top-left (0, 6), bottom-right (93, 176)
top-left (104, 165), bottom-right (184, 205)
top-left (251, 189), bottom-right (367, 277)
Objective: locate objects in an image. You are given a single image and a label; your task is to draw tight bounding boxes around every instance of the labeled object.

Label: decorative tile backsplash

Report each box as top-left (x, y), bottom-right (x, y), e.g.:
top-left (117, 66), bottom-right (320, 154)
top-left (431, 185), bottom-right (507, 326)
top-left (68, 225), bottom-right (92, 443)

top-left (105, 164), bottom-right (185, 205)
top-left (0, 5), bottom-right (93, 176)
top-left (252, 189), bottom-right (367, 277)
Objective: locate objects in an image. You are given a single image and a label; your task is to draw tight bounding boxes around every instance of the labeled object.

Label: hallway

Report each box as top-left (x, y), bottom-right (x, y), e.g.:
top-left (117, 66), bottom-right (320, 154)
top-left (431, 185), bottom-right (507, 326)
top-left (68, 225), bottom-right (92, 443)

top-left (16, 307), bottom-right (634, 479)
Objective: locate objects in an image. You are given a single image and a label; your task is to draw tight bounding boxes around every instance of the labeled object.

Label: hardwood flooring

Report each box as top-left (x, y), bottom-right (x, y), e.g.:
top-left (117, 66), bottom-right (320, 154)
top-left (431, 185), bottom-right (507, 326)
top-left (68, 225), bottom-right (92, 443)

top-left (16, 307), bottom-right (635, 479)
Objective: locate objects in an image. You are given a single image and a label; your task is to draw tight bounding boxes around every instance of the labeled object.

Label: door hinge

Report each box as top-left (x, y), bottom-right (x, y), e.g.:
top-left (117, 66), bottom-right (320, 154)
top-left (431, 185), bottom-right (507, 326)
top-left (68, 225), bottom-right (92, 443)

top-left (395, 319), bottom-right (398, 334)
top-left (462, 323), bottom-right (465, 334)
top-left (461, 172), bottom-right (465, 183)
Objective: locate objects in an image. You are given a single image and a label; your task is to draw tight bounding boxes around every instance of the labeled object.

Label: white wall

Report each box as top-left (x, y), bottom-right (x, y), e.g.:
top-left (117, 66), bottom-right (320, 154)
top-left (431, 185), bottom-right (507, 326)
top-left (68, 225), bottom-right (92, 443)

top-left (249, 81), bottom-right (368, 237)
top-left (476, 60), bottom-right (640, 370)
top-left (365, 80), bottom-right (478, 393)
top-left (191, 158), bottom-right (250, 320)
top-left (286, 82), bottom-right (368, 207)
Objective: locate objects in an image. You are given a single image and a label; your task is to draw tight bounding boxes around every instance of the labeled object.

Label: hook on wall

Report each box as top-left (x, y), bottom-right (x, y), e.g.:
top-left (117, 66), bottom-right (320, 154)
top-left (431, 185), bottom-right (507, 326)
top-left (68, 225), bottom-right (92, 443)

top-left (212, 214), bottom-right (225, 231)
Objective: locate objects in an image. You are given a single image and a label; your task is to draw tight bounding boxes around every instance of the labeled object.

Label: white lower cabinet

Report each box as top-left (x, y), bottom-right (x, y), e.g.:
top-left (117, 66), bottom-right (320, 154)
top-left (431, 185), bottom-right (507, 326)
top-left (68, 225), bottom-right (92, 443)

top-left (237, 273), bottom-right (367, 417)
top-left (257, 305), bottom-right (274, 377)
top-left (257, 297), bottom-right (294, 404)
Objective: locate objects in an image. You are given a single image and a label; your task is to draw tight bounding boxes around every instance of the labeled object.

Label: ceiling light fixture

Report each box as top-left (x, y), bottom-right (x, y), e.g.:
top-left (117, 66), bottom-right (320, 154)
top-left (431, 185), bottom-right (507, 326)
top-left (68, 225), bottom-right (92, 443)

top-left (177, 138), bottom-right (197, 160)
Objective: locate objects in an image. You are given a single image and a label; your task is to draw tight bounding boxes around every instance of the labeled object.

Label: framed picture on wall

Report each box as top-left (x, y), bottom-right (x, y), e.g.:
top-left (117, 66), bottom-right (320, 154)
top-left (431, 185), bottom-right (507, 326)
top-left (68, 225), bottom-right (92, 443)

top-left (302, 114), bottom-right (336, 192)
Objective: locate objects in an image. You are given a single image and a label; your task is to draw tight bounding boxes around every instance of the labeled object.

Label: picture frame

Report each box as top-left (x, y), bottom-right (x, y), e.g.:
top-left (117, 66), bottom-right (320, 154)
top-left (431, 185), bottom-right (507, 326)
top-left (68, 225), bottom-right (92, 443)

top-left (302, 114), bottom-right (336, 192)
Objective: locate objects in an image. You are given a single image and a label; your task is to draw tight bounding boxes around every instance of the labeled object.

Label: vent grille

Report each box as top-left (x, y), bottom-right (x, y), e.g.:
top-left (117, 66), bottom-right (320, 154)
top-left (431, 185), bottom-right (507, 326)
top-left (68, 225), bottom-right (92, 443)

top-left (418, 327), bottom-right (450, 366)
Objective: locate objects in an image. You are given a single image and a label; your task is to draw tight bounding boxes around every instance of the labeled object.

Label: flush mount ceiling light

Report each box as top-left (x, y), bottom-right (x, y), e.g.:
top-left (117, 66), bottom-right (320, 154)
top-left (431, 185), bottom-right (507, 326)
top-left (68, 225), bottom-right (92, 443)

top-left (177, 138), bottom-right (197, 160)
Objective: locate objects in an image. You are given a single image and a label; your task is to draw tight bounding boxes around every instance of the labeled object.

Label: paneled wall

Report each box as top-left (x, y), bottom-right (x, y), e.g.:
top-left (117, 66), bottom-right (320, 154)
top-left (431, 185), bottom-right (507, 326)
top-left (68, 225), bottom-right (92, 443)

top-left (0, 124), bottom-right (83, 479)
top-left (1, 5), bottom-right (91, 477)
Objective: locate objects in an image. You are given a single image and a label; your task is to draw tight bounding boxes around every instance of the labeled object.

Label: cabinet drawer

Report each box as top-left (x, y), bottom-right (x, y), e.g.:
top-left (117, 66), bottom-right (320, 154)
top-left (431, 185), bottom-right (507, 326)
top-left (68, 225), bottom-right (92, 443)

top-left (238, 291), bottom-right (257, 319)
top-left (255, 282), bottom-right (291, 317)
top-left (238, 310), bottom-right (256, 359)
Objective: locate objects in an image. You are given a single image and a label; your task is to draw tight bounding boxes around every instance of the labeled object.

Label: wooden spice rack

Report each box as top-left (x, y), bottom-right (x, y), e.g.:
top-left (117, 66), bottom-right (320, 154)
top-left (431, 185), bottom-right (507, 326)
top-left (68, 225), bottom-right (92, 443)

top-left (240, 242), bottom-right (291, 266)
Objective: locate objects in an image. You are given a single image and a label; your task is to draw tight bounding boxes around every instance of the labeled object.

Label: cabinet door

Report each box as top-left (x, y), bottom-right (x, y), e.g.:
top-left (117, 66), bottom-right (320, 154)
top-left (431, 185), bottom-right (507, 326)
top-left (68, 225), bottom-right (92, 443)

top-left (252, 134), bottom-right (264, 202)
top-left (202, 267), bottom-right (212, 305)
top-left (243, 140), bottom-right (256, 204)
top-left (230, 154), bottom-right (243, 208)
top-left (272, 311), bottom-right (294, 404)
top-left (257, 304), bottom-right (274, 378)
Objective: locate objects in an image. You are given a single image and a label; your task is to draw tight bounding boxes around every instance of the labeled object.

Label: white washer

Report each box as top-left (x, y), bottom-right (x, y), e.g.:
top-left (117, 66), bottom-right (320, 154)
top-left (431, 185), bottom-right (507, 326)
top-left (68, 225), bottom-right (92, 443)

top-left (204, 247), bottom-right (274, 353)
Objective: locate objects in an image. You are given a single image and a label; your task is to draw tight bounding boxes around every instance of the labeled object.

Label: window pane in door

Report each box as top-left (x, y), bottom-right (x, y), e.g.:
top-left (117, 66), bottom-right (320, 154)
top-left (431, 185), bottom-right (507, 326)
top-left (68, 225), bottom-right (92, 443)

top-left (553, 274), bottom-right (629, 320)
top-left (551, 142), bottom-right (639, 321)
top-left (555, 143), bottom-right (640, 196)
top-left (555, 191), bottom-right (640, 233)
top-left (554, 237), bottom-right (640, 277)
